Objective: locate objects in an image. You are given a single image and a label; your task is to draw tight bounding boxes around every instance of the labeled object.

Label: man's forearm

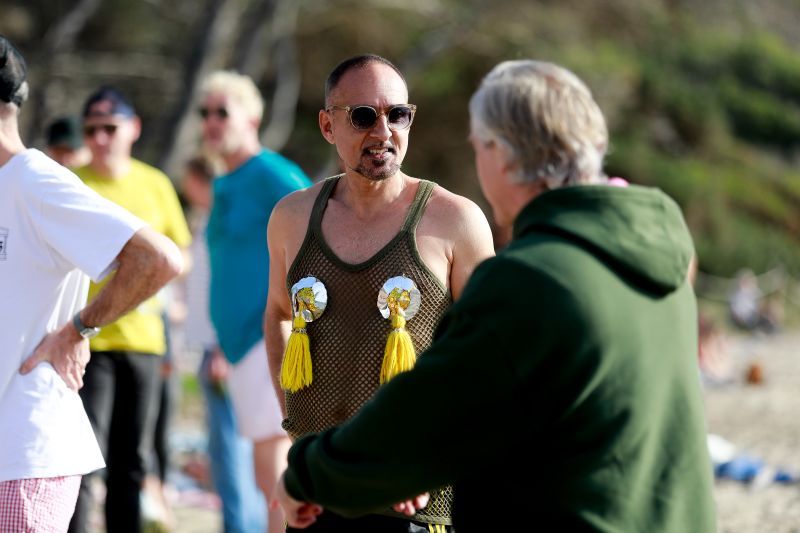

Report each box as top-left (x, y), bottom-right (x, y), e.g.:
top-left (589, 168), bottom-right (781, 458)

top-left (81, 227), bottom-right (182, 328)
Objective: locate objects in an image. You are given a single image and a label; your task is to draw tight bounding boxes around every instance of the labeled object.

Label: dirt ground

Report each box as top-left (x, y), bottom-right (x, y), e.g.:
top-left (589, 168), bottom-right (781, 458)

top-left (172, 505), bottom-right (221, 533)
top-left (168, 330), bottom-right (800, 533)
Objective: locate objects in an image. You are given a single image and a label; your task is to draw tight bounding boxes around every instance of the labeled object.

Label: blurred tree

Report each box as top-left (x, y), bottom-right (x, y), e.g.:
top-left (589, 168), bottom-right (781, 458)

top-left (3, 0), bottom-right (800, 276)
top-left (156, 0), bottom-right (241, 175)
top-left (27, 0), bottom-right (103, 139)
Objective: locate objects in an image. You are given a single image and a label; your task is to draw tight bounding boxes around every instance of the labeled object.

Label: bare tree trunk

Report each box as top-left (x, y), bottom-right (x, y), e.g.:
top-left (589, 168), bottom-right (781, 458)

top-left (260, 0), bottom-right (301, 151)
top-left (156, 0), bottom-right (243, 179)
top-left (44, 0), bottom-right (104, 48)
top-left (230, 0), bottom-right (302, 152)
top-left (24, 0), bottom-right (103, 142)
top-left (232, 0), bottom-right (278, 75)
top-left (401, 0), bottom-right (492, 82)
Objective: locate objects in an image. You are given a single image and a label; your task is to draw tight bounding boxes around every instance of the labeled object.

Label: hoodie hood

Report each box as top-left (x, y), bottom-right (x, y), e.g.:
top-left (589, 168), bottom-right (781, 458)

top-left (512, 184), bottom-right (694, 295)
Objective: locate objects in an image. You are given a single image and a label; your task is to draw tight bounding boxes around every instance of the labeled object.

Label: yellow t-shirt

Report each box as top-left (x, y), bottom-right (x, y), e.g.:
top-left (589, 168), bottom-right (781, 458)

top-left (76, 160), bottom-right (191, 354)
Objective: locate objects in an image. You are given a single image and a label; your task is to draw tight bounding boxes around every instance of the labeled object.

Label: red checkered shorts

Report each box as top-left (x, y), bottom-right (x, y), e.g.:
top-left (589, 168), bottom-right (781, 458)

top-left (0, 476), bottom-right (81, 532)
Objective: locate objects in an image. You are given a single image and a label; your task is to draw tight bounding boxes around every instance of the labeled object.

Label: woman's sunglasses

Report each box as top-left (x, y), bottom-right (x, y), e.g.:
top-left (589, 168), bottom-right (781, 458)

top-left (326, 104), bottom-right (416, 131)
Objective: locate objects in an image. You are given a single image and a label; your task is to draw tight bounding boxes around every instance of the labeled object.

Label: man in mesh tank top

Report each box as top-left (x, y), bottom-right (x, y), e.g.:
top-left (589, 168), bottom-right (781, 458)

top-left (264, 54), bottom-right (495, 531)
top-left (274, 60), bottom-right (717, 532)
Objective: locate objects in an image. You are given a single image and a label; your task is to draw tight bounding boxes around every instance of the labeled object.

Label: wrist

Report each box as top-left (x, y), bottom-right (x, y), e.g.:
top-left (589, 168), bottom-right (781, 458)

top-left (72, 312), bottom-right (101, 339)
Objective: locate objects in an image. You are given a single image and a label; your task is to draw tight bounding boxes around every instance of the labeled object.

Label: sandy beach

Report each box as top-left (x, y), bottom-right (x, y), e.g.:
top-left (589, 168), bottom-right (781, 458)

top-left (705, 330), bottom-right (800, 533)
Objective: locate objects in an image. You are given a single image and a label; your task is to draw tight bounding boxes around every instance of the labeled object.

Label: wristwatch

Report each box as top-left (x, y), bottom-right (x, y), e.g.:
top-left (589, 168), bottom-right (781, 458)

top-left (72, 312), bottom-right (101, 339)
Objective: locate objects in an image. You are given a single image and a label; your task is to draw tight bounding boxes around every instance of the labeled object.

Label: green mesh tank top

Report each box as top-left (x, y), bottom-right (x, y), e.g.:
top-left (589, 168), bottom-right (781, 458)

top-left (284, 175), bottom-right (453, 525)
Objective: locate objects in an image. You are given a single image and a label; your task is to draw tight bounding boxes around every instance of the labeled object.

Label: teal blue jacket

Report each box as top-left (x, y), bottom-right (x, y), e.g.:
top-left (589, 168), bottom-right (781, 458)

top-left (286, 184), bottom-right (716, 532)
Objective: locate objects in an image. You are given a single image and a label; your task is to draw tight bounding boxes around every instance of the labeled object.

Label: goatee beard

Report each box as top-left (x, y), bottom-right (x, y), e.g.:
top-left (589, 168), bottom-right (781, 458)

top-left (354, 162), bottom-right (400, 181)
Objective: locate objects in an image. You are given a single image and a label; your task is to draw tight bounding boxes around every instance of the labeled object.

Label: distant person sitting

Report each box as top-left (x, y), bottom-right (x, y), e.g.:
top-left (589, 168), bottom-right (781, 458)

top-left (729, 269), bottom-right (779, 333)
top-left (698, 313), bottom-right (733, 385)
top-left (45, 115), bottom-right (91, 168)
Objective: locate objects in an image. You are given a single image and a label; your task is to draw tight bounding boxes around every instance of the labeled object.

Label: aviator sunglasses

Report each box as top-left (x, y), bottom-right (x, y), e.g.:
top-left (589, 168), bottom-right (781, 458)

top-left (326, 104), bottom-right (417, 131)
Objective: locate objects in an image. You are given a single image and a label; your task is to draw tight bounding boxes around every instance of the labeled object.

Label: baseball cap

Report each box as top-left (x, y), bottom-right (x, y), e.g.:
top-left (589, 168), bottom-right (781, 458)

top-left (46, 116), bottom-right (84, 149)
top-left (82, 86), bottom-right (136, 119)
top-left (0, 35), bottom-right (28, 106)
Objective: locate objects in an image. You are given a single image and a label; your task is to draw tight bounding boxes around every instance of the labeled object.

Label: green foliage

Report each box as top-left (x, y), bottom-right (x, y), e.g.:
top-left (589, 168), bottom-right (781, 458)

top-left (718, 79), bottom-right (800, 148)
top-left (608, 134), bottom-right (800, 276)
top-left (595, 22), bottom-right (800, 277)
top-left (641, 29), bottom-right (800, 150)
top-left (728, 33), bottom-right (800, 100)
top-left (694, 212), bottom-right (800, 277)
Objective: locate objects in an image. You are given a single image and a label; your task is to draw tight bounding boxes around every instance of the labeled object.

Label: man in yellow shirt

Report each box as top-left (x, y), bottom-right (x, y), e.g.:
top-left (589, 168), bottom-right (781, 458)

top-left (68, 86), bottom-right (191, 533)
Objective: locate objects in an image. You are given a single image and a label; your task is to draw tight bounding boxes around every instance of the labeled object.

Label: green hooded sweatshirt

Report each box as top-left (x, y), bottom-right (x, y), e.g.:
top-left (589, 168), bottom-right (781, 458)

top-left (286, 184), bottom-right (716, 532)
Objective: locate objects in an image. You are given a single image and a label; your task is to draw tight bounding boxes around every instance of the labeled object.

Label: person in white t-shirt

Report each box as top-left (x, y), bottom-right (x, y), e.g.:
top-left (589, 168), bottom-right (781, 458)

top-left (0, 35), bottom-right (183, 532)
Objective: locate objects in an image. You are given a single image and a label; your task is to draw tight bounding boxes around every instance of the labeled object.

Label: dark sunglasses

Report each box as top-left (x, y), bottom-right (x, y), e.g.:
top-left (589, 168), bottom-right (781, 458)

top-left (198, 106), bottom-right (229, 120)
top-left (83, 124), bottom-right (118, 137)
top-left (326, 104), bottom-right (416, 131)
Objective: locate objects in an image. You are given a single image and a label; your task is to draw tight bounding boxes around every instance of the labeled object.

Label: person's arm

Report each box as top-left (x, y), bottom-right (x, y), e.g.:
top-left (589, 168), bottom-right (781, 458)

top-left (20, 226), bottom-right (183, 389)
top-left (264, 202), bottom-right (294, 415)
top-left (277, 258), bottom-right (561, 521)
top-left (448, 197), bottom-right (495, 300)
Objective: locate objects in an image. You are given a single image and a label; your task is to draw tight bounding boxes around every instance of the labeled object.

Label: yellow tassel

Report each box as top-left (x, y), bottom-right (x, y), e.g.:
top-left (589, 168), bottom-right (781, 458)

top-left (280, 315), bottom-right (312, 392)
top-left (380, 314), bottom-right (416, 384)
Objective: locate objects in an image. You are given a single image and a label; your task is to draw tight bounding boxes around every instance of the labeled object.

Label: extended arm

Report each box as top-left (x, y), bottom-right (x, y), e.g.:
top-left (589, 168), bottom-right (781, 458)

top-left (81, 227), bottom-right (183, 327)
top-left (278, 259), bottom-right (530, 518)
top-left (277, 259), bottom-right (578, 523)
top-left (21, 226), bottom-right (183, 389)
top-left (281, 306), bottom-right (505, 518)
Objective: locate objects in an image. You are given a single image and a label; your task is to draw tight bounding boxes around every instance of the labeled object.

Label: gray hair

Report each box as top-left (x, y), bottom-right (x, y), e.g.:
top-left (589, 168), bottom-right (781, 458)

top-left (469, 60), bottom-right (608, 188)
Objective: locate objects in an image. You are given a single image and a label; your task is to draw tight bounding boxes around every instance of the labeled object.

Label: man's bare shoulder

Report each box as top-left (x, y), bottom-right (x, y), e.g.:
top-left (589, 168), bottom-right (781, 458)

top-left (271, 180), bottom-right (325, 227)
top-left (269, 180), bottom-right (326, 261)
top-left (423, 183), bottom-right (491, 236)
top-left (416, 182), bottom-right (495, 298)
top-left (275, 180), bottom-right (324, 211)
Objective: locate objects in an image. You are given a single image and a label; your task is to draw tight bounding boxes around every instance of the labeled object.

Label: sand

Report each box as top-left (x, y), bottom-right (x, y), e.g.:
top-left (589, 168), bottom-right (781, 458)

top-left (704, 330), bottom-right (800, 533)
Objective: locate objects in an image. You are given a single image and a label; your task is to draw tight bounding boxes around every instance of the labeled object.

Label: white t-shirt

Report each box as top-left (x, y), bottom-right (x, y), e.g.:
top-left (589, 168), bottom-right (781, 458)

top-left (0, 149), bottom-right (145, 482)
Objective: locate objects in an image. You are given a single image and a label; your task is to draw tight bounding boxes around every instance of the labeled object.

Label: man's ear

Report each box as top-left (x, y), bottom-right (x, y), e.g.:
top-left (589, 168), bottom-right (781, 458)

top-left (319, 109), bottom-right (335, 145)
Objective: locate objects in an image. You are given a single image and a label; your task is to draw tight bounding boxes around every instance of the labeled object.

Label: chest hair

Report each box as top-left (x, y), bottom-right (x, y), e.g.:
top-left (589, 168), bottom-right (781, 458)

top-left (320, 205), bottom-right (408, 264)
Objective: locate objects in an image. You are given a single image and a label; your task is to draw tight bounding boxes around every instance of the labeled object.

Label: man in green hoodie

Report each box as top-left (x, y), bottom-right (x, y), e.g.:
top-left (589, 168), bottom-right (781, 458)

top-left (275, 59), bottom-right (716, 532)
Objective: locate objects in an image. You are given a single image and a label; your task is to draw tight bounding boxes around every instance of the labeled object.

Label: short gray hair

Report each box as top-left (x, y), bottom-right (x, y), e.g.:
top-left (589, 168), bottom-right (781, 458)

top-left (469, 60), bottom-right (608, 188)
